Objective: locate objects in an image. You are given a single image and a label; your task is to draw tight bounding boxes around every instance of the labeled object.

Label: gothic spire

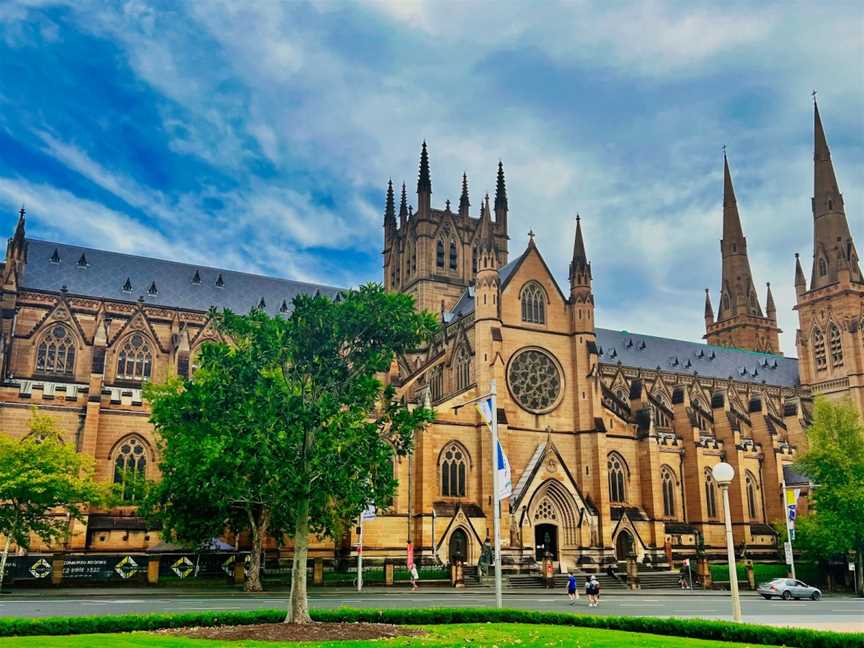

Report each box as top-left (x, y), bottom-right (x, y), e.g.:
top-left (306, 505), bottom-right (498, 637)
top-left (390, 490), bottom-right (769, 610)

top-left (717, 152), bottom-right (762, 321)
top-left (417, 141), bottom-right (431, 194)
top-left (459, 172), bottom-right (470, 215)
top-left (809, 99), bottom-right (860, 289)
top-left (384, 179), bottom-right (396, 231)
top-left (795, 253), bottom-right (807, 292)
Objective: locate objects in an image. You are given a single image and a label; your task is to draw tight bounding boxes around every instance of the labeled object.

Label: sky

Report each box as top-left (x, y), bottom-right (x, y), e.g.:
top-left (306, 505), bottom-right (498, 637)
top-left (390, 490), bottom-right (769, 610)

top-left (0, 1), bottom-right (862, 355)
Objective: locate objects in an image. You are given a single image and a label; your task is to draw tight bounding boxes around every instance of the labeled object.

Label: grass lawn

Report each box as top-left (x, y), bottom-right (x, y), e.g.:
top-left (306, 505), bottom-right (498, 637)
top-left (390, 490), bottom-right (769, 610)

top-left (0, 623), bottom-right (778, 647)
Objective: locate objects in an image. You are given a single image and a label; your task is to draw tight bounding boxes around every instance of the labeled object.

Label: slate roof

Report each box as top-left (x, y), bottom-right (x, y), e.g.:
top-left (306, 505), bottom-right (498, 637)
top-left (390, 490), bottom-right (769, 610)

top-left (20, 239), bottom-right (342, 316)
top-left (595, 328), bottom-right (800, 388)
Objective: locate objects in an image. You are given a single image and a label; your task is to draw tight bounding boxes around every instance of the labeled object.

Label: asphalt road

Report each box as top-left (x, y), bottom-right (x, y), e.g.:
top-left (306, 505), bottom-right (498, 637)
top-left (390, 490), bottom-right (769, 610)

top-left (1, 589), bottom-right (862, 631)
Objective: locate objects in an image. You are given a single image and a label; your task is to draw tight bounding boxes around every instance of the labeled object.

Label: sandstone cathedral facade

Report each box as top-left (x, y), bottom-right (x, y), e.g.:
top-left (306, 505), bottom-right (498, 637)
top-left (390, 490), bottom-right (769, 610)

top-left (0, 103), bottom-right (859, 571)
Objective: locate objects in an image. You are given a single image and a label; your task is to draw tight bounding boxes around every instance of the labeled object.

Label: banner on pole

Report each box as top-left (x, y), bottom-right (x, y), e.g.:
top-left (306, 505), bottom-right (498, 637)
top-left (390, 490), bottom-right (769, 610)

top-left (496, 439), bottom-right (512, 500)
top-left (784, 542), bottom-right (793, 565)
top-left (785, 488), bottom-right (800, 537)
top-left (476, 397), bottom-right (494, 428)
top-left (361, 504), bottom-right (376, 521)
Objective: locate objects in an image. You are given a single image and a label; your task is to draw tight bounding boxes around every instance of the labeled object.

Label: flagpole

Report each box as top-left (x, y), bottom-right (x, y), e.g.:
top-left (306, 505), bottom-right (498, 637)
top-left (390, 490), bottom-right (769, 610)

top-left (782, 480), bottom-right (797, 580)
top-left (490, 379), bottom-right (503, 609)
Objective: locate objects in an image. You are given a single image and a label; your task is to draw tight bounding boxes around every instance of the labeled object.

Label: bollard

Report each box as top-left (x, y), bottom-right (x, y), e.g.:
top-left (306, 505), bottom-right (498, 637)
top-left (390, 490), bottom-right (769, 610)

top-left (313, 557), bottom-right (324, 586)
top-left (147, 556), bottom-right (160, 585)
top-left (384, 560), bottom-right (394, 587)
top-left (697, 558), bottom-right (712, 589)
top-left (51, 553), bottom-right (65, 586)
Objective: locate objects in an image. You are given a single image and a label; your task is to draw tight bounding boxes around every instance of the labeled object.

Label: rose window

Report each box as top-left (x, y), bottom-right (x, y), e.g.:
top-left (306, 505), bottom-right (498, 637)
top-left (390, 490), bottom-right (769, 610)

top-left (507, 349), bottom-right (562, 413)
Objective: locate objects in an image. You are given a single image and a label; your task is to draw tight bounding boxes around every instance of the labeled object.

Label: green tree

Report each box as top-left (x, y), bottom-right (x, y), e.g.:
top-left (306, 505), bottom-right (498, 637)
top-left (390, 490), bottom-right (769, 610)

top-left (145, 284), bottom-right (437, 614)
top-left (0, 411), bottom-right (107, 591)
top-left (794, 398), bottom-right (864, 594)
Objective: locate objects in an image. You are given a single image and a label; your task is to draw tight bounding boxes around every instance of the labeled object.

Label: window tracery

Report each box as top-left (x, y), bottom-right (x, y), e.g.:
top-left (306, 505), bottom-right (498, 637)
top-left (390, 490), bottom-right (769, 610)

top-left (116, 333), bottom-right (153, 382)
top-left (507, 349), bottom-right (562, 413)
top-left (35, 324), bottom-right (76, 377)
top-left (534, 497), bottom-right (557, 521)
top-left (113, 436), bottom-right (148, 503)
top-left (813, 327), bottom-right (827, 371)
top-left (829, 323), bottom-right (843, 367)
top-left (608, 452), bottom-right (627, 503)
top-left (436, 241), bottom-right (444, 269)
top-left (745, 471), bottom-right (758, 519)
top-left (449, 241), bottom-right (458, 270)
top-left (440, 442), bottom-right (468, 497)
top-left (520, 282), bottom-right (546, 324)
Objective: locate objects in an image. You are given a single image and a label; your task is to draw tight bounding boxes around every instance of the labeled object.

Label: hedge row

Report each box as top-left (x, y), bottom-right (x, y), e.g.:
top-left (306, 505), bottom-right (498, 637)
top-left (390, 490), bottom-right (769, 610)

top-left (0, 607), bottom-right (860, 648)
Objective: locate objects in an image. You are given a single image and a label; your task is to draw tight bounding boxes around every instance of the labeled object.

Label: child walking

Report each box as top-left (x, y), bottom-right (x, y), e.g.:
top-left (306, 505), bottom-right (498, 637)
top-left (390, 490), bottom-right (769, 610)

top-left (566, 572), bottom-right (579, 605)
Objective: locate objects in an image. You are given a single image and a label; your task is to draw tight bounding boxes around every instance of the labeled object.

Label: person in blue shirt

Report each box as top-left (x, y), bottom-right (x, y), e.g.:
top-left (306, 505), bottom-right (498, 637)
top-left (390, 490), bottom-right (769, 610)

top-left (567, 572), bottom-right (578, 605)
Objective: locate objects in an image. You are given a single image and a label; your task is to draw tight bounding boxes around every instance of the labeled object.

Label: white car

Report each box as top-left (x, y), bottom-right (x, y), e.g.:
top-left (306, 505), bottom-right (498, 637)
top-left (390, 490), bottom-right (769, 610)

top-left (757, 577), bottom-right (822, 601)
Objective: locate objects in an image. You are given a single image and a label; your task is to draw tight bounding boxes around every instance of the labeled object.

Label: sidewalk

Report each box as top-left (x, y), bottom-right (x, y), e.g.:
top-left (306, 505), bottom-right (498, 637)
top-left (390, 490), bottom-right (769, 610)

top-left (0, 585), bottom-right (810, 598)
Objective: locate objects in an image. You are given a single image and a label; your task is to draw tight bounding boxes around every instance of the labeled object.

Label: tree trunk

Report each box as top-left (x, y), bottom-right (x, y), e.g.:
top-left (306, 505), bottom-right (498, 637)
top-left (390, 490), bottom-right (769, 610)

top-left (0, 534), bottom-right (11, 592)
top-left (285, 496), bottom-right (311, 624)
top-left (857, 549), bottom-right (864, 597)
top-left (245, 510), bottom-right (268, 593)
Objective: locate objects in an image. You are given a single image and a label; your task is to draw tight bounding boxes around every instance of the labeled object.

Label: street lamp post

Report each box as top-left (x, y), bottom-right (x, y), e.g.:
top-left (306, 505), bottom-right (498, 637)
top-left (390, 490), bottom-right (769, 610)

top-left (712, 462), bottom-right (742, 622)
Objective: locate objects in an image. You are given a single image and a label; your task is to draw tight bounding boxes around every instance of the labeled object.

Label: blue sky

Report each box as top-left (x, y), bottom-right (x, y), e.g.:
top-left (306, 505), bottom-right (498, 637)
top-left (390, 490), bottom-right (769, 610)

top-left (0, 1), bottom-right (862, 354)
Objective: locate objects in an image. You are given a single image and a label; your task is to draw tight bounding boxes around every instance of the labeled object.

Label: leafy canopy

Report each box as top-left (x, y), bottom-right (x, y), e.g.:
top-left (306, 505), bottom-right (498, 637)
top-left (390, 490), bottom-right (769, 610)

top-left (0, 410), bottom-right (107, 549)
top-left (145, 284), bottom-right (438, 546)
top-left (794, 398), bottom-right (864, 560)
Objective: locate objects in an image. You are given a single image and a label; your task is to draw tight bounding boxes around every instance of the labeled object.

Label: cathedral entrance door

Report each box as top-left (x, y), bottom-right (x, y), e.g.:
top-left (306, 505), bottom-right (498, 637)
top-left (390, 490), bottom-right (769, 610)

top-left (615, 530), bottom-right (634, 561)
top-left (534, 524), bottom-right (558, 561)
top-left (449, 528), bottom-right (468, 564)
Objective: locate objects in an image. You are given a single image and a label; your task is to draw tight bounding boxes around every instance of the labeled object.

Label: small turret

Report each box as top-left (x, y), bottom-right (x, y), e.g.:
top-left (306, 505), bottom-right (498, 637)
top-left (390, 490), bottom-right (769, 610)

top-left (704, 289), bottom-right (714, 326)
top-left (794, 253), bottom-right (807, 296)
top-left (568, 214), bottom-right (591, 291)
top-left (765, 282), bottom-right (776, 321)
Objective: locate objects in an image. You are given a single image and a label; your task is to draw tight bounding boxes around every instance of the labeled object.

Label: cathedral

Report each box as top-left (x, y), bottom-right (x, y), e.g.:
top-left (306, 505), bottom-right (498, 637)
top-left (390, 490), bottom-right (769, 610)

top-left (0, 103), bottom-right (859, 572)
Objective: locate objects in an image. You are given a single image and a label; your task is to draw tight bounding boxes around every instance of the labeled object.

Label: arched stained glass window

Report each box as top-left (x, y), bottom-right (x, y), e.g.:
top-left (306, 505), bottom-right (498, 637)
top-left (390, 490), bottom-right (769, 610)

top-left (521, 282), bottom-right (546, 324)
top-left (35, 324), bottom-right (76, 376)
top-left (113, 436), bottom-right (148, 503)
top-left (116, 334), bottom-right (153, 381)
top-left (661, 466), bottom-right (676, 517)
top-left (608, 452), bottom-right (627, 503)
top-left (441, 442), bottom-right (468, 497)
top-left (454, 344), bottom-right (471, 391)
top-left (745, 471), bottom-right (758, 520)
top-left (705, 469), bottom-right (718, 519)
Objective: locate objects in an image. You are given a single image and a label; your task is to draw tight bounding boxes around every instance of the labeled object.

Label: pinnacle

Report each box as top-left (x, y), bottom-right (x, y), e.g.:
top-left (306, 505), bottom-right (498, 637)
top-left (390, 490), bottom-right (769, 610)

top-left (794, 253), bottom-right (806, 288)
top-left (384, 179), bottom-right (396, 227)
top-left (459, 172), bottom-right (470, 211)
top-left (813, 100), bottom-right (840, 201)
top-left (495, 160), bottom-right (507, 211)
top-left (704, 288), bottom-right (714, 321)
top-left (399, 182), bottom-right (408, 219)
top-left (417, 141), bottom-right (431, 194)
top-left (722, 153), bottom-right (743, 241)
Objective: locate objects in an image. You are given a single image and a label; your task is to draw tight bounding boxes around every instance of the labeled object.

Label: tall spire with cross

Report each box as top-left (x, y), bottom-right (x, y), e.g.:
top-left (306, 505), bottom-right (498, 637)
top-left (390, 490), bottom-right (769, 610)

top-left (459, 172), bottom-right (470, 217)
top-left (416, 141), bottom-right (431, 217)
top-left (569, 214), bottom-right (592, 292)
top-left (809, 98), bottom-right (860, 289)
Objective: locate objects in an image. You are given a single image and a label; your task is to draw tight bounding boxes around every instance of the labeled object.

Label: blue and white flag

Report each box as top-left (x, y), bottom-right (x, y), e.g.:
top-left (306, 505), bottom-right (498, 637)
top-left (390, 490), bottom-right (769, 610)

top-left (476, 397), bottom-right (494, 428)
top-left (496, 439), bottom-right (512, 500)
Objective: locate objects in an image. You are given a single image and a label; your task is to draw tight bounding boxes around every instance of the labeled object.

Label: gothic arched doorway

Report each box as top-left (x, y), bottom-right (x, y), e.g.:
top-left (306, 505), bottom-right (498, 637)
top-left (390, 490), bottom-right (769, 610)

top-left (449, 528), bottom-right (468, 564)
top-left (535, 524), bottom-right (558, 561)
top-left (615, 530), bottom-right (634, 561)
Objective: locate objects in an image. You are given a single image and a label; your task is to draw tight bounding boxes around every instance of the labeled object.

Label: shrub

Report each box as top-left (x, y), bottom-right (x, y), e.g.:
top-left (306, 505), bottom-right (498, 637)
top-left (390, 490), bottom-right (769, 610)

top-left (0, 607), bottom-right (860, 647)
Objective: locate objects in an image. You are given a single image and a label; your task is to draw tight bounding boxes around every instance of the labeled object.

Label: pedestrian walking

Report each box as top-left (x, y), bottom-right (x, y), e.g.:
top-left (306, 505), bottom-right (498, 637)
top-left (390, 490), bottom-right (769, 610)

top-left (566, 572), bottom-right (578, 605)
top-left (409, 563), bottom-right (419, 591)
top-left (584, 575), bottom-right (593, 606)
top-left (590, 575), bottom-right (600, 607)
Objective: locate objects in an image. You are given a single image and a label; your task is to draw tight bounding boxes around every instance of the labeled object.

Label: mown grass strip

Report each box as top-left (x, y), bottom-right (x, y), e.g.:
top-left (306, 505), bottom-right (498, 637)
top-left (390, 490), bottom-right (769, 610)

top-left (0, 607), bottom-right (859, 648)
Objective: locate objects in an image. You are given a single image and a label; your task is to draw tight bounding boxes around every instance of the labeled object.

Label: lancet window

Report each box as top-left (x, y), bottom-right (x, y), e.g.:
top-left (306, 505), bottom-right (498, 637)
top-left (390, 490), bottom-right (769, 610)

top-left (829, 323), bottom-right (843, 367)
top-left (705, 469), bottom-right (718, 519)
top-left (113, 436), bottom-right (148, 503)
top-left (661, 466), bottom-right (676, 518)
top-left (608, 452), bottom-right (628, 503)
top-left (520, 282), bottom-right (546, 324)
top-left (436, 241), bottom-right (445, 269)
top-left (35, 324), bottom-right (76, 377)
top-left (449, 242), bottom-right (458, 270)
top-left (116, 333), bottom-right (153, 382)
top-left (745, 471), bottom-right (758, 520)
top-left (440, 442), bottom-right (468, 497)
top-left (813, 327), bottom-right (827, 371)
top-left (454, 344), bottom-right (471, 391)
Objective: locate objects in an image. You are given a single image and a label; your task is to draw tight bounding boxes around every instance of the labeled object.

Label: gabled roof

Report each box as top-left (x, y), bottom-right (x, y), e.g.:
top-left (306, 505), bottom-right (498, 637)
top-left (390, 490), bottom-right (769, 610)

top-left (21, 239), bottom-right (342, 315)
top-left (596, 328), bottom-right (799, 388)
